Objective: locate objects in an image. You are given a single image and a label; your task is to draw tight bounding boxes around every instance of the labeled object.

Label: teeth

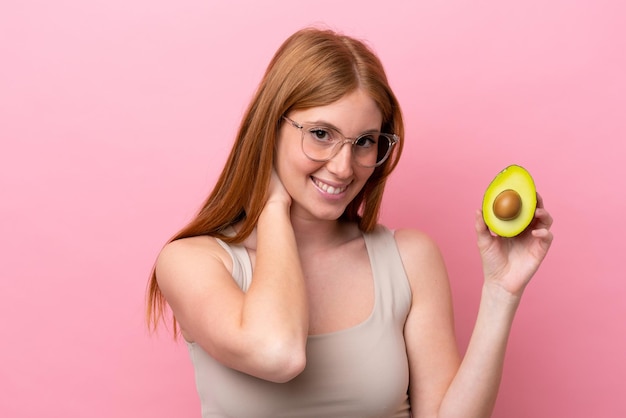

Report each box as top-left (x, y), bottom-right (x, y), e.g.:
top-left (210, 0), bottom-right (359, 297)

top-left (314, 178), bottom-right (346, 195)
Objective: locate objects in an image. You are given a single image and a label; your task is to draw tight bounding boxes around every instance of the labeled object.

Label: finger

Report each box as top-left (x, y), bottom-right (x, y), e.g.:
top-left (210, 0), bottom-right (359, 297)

top-left (534, 207), bottom-right (553, 229)
top-left (475, 209), bottom-right (493, 247)
top-left (475, 209), bottom-right (487, 232)
top-left (536, 192), bottom-right (545, 209)
top-left (531, 228), bottom-right (554, 252)
top-left (531, 227), bottom-right (552, 239)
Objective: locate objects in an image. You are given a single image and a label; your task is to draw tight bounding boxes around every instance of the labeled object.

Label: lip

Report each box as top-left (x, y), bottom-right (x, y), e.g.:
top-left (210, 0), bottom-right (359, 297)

top-left (311, 176), bottom-right (350, 197)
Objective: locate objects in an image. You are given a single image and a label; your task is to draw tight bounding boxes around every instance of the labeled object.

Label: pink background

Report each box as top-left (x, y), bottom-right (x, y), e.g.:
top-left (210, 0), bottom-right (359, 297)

top-left (2, 1), bottom-right (625, 417)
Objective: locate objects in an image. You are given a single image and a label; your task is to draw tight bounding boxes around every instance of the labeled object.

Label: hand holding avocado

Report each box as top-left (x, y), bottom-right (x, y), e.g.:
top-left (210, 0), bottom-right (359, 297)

top-left (476, 165), bottom-right (554, 297)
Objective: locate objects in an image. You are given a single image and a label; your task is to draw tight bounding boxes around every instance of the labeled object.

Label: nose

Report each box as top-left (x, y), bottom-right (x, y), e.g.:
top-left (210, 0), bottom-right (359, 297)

top-left (325, 140), bottom-right (354, 178)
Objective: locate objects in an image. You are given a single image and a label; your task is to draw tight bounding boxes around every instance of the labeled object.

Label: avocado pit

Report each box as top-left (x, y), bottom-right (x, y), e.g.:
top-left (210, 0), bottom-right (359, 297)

top-left (493, 189), bottom-right (522, 221)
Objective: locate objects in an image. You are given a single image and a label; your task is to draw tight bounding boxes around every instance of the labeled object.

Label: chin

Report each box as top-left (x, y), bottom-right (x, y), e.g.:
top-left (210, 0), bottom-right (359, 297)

top-left (293, 204), bottom-right (346, 223)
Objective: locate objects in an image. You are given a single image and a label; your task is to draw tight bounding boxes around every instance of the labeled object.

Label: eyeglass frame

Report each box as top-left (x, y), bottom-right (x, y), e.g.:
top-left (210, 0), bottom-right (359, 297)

top-left (281, 116), bottom-right (399, 168)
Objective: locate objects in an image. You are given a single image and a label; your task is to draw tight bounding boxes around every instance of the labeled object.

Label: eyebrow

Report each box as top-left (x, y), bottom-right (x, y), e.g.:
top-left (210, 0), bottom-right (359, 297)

top-left (301, 119), bottom-right (381, 135)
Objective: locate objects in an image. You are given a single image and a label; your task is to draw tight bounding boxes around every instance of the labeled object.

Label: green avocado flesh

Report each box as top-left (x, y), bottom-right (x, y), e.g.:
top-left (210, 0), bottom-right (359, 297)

top-left (482, 165), bottom-right (537, 237)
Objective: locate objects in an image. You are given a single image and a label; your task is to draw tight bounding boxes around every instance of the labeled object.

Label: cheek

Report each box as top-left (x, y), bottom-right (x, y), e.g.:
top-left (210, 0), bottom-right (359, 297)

top-left (356, 167), bottom-right (375, 183)
top-left (274, 136), bottom-right (293, 174)
top-left (275, 139), bottom-right (316, 183)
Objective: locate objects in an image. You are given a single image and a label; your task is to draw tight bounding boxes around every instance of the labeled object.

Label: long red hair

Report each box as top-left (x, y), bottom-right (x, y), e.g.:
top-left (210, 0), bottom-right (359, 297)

top-left (146, 27), bottom-right (405, 333)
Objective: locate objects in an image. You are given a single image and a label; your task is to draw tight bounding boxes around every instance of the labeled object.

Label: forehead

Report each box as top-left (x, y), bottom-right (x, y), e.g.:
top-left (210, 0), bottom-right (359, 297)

top-left (293, 89), bottom-right (383, 133)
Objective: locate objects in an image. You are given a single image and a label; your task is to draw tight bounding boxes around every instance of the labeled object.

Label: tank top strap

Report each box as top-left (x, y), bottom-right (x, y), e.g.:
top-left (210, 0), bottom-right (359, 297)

top-left (214, 224), bottom-right (411, 317)
top-left (362, 225), bottom-right (412, 323)
top-left (215, 237), bottom-right (253, 292)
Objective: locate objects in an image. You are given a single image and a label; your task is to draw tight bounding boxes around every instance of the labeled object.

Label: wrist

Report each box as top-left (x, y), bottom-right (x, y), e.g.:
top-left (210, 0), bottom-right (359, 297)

top-left (258, 199), bottom-right (292, 225)
top-left (481, 281), bottom-right (523, 311)
top-left (262, 199), bottom-right (291, 214)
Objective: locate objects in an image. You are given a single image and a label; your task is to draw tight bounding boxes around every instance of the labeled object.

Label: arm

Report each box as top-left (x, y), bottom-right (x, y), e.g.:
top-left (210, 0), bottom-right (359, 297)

top-left (400, 195), bottom-right (553, 418)
top-left (155, 172), bottom-right (309, 383)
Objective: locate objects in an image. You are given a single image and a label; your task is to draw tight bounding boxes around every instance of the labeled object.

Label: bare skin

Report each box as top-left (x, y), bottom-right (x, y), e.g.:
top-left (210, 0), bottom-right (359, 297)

top-left (155, 89), bottom-right (554, 416)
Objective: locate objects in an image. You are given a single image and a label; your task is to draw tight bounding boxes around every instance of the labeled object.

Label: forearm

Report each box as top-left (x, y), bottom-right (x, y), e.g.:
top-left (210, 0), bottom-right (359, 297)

top-left (239, 201), bottom-right (309, 377)
top-left (438, 283), bottom-right (521, 418)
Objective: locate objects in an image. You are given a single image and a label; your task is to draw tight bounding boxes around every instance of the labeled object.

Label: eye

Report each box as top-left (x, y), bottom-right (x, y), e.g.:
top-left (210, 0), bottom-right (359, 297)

top-left (307, 128), bottom-right (334, 143)
top-left (354, 134), bottom-right (377, 148)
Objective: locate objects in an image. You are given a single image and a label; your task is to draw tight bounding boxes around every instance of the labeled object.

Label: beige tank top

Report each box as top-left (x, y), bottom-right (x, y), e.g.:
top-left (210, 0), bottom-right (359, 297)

top-left (187, 225), bottom-right (412, 417)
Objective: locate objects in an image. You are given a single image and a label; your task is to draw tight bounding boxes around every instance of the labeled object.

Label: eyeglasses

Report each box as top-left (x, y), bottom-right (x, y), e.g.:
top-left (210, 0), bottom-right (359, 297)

top-left (282, 116), bottom-right (399, 168)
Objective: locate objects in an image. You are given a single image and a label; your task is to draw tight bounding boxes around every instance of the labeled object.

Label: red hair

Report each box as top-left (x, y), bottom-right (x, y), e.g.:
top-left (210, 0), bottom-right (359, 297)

top-left (146, 27), bottom-right (405, 333)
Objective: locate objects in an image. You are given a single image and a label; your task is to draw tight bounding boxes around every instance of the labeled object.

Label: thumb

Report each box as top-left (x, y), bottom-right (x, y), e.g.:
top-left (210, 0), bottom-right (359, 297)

top-left (475, 209), bottom-right (493, 250)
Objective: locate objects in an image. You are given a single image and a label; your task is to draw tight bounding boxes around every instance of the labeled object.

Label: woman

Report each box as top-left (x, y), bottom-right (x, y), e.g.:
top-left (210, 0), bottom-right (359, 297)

top-left (146, 27), bottom-right (553, 417)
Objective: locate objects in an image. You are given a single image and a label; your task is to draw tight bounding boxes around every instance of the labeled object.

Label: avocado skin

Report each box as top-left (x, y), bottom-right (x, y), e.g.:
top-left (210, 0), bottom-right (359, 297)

top-left (482, 165), bottom-right (537, 237)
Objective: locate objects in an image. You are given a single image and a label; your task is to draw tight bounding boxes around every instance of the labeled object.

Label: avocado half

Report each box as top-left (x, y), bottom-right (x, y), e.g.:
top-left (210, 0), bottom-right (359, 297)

top-left (482, 165), bottom-right (537, 237)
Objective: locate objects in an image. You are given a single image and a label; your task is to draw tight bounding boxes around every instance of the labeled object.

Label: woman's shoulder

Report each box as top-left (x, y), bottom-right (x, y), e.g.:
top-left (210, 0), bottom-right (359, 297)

top-left (392, 227), bottom-right (440, 251)
top-left (156, 235), bottom-right (234, 284)
top-left (160, 234), bottom-right (224, 257)
top-left (388, 227), bottom-right (448, 287)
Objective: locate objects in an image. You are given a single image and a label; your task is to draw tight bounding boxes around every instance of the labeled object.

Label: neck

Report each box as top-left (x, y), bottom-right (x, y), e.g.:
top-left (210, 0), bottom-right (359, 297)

top-left (236, 211), bottom-right (360, 253)
top-left (290, 215), bottom-right (359, 252)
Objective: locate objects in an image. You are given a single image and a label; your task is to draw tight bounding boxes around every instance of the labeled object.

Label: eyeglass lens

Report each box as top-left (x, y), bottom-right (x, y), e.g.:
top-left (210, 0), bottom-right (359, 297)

top-left (301, 127), bottom-right (392, 167)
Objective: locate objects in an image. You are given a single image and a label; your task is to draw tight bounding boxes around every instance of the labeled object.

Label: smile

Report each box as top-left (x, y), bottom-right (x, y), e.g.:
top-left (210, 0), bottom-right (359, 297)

top-left (312, 177), bottom-right (348, 195)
